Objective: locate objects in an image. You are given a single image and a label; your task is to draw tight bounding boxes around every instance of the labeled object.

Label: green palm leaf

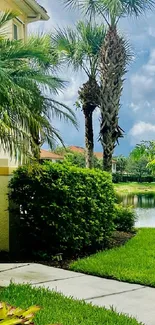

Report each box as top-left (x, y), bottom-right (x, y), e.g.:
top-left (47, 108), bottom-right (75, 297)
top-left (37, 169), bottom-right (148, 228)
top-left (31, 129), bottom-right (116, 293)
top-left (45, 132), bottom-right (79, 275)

top-left (0, 10), bottom-right (77, 160)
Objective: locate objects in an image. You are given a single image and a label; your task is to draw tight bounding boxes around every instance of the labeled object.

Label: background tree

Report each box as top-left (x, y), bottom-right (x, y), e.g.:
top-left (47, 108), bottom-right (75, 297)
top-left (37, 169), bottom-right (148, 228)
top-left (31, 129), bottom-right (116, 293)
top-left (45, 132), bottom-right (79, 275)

top-left (52, 21), bottom-right (105, 168)
top-left (55, 146), bottom-right (103, 169)
top-left (127, 157), bottom-right (149, 182)
top-left (0, 11), bottom-right (77, 160)
top-left (116, 155), bottom-right (127, 179)
top-left (126, 143), bottom-right (153, 182)
top-left (64, 0), bottom-right (154, 172)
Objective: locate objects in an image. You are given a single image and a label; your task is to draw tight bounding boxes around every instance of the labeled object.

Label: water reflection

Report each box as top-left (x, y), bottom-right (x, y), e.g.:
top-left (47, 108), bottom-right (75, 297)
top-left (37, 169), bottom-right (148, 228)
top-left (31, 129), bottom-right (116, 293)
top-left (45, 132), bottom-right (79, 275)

top-left (118, 193), bottom-right (155, 227)
top-left (118, 193), bottom-right (155, 208)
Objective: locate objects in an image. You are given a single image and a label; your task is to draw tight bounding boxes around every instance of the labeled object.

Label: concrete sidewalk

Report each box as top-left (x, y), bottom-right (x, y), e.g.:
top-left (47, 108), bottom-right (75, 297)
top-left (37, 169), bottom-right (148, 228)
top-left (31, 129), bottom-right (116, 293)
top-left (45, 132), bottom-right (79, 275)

top-left (0, 263), bottom-right (154, 325)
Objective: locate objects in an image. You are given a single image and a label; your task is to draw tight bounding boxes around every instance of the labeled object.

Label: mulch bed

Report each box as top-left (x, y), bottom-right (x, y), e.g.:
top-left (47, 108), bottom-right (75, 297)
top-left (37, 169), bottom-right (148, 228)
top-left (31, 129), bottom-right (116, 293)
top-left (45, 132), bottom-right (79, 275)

top-left (0, 231), bottom-right (135, 269)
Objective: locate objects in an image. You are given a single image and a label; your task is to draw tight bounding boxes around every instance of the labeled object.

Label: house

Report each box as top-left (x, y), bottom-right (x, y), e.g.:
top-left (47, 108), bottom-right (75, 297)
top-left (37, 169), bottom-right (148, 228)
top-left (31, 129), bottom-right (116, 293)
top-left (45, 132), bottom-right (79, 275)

top-left (40, 149), bottom-right (64, 163)
top-left (68, 146), bottom-right (117, 173)
top-left (0, 0), bottom-right (49, 40)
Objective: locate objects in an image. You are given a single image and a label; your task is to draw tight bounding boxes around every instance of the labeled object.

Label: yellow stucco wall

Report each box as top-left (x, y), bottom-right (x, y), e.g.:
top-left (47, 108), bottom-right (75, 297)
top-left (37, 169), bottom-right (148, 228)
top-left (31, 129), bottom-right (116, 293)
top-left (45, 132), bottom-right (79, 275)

top-left (0, 176), bottom-right (10, 251)
top-left (0, 159), bottom-right (17, 251)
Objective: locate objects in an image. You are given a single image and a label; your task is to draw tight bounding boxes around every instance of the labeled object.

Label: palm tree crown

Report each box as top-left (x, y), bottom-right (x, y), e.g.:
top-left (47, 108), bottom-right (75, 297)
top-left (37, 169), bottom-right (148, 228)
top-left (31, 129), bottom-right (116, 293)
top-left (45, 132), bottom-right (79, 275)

top-left (52, 21), bottom-right (105, 168)
top-left (0, 11), bottom-right (77, 160)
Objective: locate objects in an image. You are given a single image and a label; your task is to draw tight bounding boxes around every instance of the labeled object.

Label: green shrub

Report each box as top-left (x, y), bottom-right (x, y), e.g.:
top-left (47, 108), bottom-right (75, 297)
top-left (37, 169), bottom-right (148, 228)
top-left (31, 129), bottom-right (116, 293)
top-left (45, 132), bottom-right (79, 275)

top-left (113, 173), bottom-right (155, 183)
top-left (9, 162), bottom-right (115, 258)
top-left (114, 204), bottom-right (136, 232)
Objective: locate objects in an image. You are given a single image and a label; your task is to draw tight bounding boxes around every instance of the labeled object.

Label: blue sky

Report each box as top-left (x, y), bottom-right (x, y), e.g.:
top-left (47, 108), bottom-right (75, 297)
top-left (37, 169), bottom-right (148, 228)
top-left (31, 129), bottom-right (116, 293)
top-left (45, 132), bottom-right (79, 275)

top-left (30, 1), bottom-right (155, 156)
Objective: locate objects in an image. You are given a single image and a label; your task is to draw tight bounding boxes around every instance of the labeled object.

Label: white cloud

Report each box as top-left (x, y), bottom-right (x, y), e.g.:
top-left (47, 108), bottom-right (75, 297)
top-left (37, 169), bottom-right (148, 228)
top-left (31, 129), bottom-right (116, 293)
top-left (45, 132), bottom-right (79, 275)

top-left (131, 74), bottom-right (155, 101)
top-left (148, 27), bottom-right (155, 38)
top-left (129, 48), bottom-right (155, 135)
top-left (129, 121), bottom-right (155, 145)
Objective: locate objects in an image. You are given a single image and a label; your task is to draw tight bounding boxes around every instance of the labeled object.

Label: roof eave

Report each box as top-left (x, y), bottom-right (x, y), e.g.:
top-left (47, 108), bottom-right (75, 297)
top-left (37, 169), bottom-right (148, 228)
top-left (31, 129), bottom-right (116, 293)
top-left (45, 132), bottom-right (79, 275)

top-left (25, 0), bottom-right (50, 21)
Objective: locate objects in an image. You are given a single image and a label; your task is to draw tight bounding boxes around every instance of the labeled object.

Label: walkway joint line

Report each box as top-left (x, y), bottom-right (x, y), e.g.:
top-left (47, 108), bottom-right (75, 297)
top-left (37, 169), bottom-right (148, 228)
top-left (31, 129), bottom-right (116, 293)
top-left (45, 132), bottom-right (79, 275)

top-left (31, 274), bottom-right (85, 285)
top-left (85, 286), bottom-right (146, 301)
top-left (0, 264), bottom-right (30, 273)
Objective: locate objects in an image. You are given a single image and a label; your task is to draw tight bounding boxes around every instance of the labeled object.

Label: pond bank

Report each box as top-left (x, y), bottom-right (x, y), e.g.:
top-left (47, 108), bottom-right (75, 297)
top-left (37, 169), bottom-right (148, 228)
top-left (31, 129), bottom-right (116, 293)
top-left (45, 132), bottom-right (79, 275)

top-left (114, 182), bottom-right (155, 194)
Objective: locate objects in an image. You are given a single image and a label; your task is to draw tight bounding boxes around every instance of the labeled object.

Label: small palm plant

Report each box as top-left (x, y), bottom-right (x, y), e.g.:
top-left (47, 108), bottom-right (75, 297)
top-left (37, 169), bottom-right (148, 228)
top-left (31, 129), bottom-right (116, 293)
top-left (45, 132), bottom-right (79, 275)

top-left (0, 302), bottom-right (40, 325)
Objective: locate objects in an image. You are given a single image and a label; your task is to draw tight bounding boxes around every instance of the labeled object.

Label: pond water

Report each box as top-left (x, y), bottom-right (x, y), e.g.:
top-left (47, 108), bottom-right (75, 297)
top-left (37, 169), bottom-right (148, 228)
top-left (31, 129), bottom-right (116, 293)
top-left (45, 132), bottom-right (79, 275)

top-left (118, 193), bottom-right (155, 227)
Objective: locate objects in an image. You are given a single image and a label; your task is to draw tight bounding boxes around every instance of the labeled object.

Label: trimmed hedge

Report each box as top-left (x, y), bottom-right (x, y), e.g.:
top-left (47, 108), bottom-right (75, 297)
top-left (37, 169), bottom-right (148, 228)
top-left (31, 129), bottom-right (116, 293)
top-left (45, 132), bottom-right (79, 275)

top-left (113, 173), bottom-right (155, 183)
top-left (9, 162), bottom-right (115, 258)
top-left (114, 204), bottom-right (136, 232)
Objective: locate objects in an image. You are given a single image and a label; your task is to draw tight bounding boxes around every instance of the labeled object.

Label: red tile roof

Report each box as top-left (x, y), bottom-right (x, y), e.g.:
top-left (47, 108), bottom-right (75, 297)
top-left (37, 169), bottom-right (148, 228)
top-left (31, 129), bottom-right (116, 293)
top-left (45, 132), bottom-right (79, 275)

top-left (40, 149), bottom-right (63, 160)
top-left (68, 146), bottom-right (85, 154)
top-left (68, 146), bottom-right (116, 163)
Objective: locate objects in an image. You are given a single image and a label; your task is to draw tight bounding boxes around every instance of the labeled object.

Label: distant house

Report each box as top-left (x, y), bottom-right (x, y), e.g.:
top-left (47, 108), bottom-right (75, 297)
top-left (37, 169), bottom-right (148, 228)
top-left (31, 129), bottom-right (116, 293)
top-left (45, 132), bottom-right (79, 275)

top-left (40, 146), bottom-right (117, 173)
top-left (40, 149), bottom-right (64, 163)
top-left (68, 146), bottom-right (117, 173)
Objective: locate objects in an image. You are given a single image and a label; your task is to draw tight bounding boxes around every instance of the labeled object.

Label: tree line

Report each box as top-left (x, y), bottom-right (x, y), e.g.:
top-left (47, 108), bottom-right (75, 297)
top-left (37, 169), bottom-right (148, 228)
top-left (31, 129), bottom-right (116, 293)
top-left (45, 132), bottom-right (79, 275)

top-left (115, 141), bottom-right (155, 182)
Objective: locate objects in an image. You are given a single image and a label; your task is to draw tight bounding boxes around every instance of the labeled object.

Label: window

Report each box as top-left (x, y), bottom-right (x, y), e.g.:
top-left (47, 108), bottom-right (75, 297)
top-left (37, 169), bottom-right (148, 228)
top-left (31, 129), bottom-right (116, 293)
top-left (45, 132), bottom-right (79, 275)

top-left (13, 24), bottom-right (18, 40)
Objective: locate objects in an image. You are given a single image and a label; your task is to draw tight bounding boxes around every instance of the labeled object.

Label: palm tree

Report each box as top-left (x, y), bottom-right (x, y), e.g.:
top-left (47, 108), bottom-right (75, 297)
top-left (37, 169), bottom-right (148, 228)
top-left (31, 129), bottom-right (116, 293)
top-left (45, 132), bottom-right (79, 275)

top-left (52, 21), bottom-right (105, 168)
top-left (0, 11), bottom-right (77, 161)
top-left (63, 0), bottom-right (154, 172)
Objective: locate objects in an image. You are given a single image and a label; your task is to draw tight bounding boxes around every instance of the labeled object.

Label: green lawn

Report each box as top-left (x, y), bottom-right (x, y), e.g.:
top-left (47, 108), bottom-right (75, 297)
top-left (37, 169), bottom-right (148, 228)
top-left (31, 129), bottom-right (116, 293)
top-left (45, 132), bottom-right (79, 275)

top-left (70, 228), bottom-right (155, 287)
top-left (0, 283), bottom-right (142, 325)
top-left (114, 182), bottom-right (155, 194)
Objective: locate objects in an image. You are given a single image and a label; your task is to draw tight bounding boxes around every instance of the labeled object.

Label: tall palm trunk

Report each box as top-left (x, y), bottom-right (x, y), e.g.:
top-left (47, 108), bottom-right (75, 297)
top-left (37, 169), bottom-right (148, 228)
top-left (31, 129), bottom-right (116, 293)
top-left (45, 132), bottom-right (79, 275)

top-left (100, 26), bottom-right (126, 172)
top-left (84, 107), bottom-right (94, 168)
top-left (31, 131), bottom-right (41, 160)
top-left (79, 77), bottom-right (100, 169)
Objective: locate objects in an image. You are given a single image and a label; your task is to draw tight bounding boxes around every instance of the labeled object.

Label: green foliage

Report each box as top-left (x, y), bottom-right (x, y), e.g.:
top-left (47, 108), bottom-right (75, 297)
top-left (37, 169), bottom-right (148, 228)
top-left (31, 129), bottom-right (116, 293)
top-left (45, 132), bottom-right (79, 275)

top-left (63, 152), bottom-right (86, 167)
top-left (147, 159), bottom-right (155, 174)
top-left (0, 11), bottom-right (77, 160)
top-left (113, 144), bottom-right (155, 183)
top-left (114, 182), bottom-right (155, 195)
top-left (116, 156), bottom-right (127, 175)
top-left (126, 157), bottom-right (150, 182)
top-left (0, 284), bottom-right (141, 325)
top-left (64, 0), bottom-right (155, 25)
top-left (113, 173), bottom-right (154, 183)
top-left (54, 146), bottom-right (70, 155)
top-left (63, 152), bottom-right (103, 169)
top-left (9, 162), bottom-right (115, 258)
top-left (114, 204), bottom-right (136, 232)
top-left (52, 20), bottom-right (105, 78)
top-left (54, 147), bottom-right (103, 169)
top-left (0, 303), bottom-right (40, 325)
top-left (130, 141), bottom-right (155, 161)
top-left (70, 229), bottom-right (155, 287)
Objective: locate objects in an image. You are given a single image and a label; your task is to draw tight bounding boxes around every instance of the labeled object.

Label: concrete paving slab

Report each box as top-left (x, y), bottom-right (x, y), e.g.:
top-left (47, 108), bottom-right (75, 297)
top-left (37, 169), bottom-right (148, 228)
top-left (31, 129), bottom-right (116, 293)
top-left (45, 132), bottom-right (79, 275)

top-left (0, 264), bottom-right (84, 287)
top-left (0, 264), bottom-right (29, 272)
top-left (87, 287), bottom-right (155, 325)
top-left (0, 263), bottom-right (154, 325)
top-left (34, 274), bottom-right (143, 300)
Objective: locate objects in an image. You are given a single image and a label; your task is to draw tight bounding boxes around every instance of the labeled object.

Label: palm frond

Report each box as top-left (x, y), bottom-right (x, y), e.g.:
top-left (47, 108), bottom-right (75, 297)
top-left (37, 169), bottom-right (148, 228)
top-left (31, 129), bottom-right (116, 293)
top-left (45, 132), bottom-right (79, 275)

top-left (0, 10), bottom-right (77, 161)
top-left (0, 10), bottom-right (17, 29)
top-left (52, 20), bottom-right (105, 76)
top-left (121, 0), bottom-right (155, 16)
top-left (63, 0), bottom-right (155, 24)
top-left (45, 98), bottom-right (78, 129)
